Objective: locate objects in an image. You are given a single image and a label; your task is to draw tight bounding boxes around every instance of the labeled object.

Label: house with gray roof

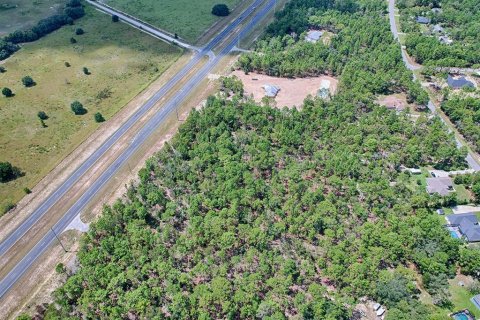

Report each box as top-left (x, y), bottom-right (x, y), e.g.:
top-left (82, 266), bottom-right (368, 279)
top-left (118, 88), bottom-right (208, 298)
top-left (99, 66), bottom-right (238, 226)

top-left (416, 16), bottom-right (431, 24)
top-left (426, 177), bottom-right (454, 196)
top-left (447, 75), bottom-right (475, 89)
top-left (305, 30), bottom-right (323, 43)
top-left (447, 213), bottom-right (480, 242)
top-left (439, 35), bottom-right (453, 45)
top-left (472, 294), bottom-right (480, 310)
top-left (432, 24), bottom-right (444, 33)
top-left (263, 85), bottom-right (280, 98)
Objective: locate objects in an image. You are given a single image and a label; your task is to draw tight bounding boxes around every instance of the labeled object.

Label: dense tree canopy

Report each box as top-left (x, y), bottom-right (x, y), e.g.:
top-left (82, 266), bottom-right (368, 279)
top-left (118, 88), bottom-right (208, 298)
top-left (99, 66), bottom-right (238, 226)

top-left (441, 96), bottom-right (480, 153)
top-left (47, 0), bottom-right (476, 318)
top-left (400, 0), bottom-right (480, 67)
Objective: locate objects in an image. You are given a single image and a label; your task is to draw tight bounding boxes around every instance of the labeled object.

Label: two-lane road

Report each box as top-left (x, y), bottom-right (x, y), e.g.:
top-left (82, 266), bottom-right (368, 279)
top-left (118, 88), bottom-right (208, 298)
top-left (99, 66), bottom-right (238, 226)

top-left (388, 0), bottom-right (480, 171)
top-left (0, 0), bottom-right (276, 299)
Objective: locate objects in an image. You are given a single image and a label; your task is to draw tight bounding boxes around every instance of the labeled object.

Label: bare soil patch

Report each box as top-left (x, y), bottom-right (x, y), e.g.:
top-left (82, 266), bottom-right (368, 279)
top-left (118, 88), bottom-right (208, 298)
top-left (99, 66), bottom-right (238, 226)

top-left (376, 93), bottom-right (410, 111)
top-left (232, 70), bottom-right (338, 108)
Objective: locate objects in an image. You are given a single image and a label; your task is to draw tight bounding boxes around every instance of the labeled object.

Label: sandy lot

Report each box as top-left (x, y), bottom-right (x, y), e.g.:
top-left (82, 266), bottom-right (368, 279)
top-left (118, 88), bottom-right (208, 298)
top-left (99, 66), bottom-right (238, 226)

top-left (232, 70), bottom-right (338, 108)
top-left (376, 93), bottom-right (410, 111)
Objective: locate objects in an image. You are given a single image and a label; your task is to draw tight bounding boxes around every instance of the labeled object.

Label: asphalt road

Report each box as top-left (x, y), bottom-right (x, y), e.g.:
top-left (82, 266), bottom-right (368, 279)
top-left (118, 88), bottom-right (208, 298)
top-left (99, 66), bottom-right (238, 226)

top-left (388, 0), bottom-right (420, 72)
top-left (388, 0), bottom-right (480, 171)
top-left (0, 0), bottom-right (275, 299)
top-left (86, 0), bottom-right (196, 51)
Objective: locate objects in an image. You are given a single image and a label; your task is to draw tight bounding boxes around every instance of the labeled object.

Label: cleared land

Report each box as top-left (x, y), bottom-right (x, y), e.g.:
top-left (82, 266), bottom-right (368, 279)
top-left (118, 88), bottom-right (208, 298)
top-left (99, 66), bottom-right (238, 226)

top-left (0, 5), bottom-right (182, 213)
top-left (0, 0), bottom-right (65, 36)
top-left (232, 70), bottom-right (338, 108)
top-left (102, 0), bottom-right (242, 42)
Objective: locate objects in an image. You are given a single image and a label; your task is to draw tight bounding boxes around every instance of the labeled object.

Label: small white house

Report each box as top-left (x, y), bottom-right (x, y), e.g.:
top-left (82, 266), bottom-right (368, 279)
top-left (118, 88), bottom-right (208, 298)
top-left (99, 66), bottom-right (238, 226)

top-left (263, 84), bottom-right (280, 98)
top-left (376, 307), bottom-right (386, 316)
top-left (305, 30), bottom-right (323, 43)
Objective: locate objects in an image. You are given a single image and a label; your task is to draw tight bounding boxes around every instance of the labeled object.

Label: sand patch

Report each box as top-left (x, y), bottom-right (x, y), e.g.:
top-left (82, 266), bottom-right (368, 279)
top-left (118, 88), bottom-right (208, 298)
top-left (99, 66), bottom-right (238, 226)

top-left (376, 93), bottom-right (410, 111)
top-left (232, 70), bottom-right (338, 108)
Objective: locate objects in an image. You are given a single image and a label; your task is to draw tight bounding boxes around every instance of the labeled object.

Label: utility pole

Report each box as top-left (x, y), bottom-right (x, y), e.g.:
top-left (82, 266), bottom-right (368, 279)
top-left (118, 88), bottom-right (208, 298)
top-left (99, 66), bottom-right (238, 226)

top-left (51, 227), bottom-right (67, 253)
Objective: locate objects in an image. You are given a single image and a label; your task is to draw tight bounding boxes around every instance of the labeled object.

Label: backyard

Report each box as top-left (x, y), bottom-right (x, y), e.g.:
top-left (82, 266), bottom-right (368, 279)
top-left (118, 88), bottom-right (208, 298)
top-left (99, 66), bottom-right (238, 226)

top-left (0, 5), bottom-right (182, 213)
top-left (102, 0), bottom-right (243, 42)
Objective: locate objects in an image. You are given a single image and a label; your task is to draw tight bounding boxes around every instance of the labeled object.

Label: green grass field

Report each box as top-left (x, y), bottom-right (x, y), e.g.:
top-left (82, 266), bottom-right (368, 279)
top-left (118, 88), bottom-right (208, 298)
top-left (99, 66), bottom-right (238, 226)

top-left (0, 5), bottom-right (182, 213)
top-left (103, 0), bottom-right (242, 42)
top-left (0, 0), bottom-right (66, 36)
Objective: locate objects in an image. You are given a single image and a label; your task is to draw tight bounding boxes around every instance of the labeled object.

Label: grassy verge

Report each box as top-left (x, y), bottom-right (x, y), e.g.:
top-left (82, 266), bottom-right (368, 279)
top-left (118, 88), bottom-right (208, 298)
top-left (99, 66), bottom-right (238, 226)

top-left (103, 0), bottom-right (242, 42)
top-left (0, 5), bottom-right (182, 214)
top-left (0, 0), bottom-right (65, 36)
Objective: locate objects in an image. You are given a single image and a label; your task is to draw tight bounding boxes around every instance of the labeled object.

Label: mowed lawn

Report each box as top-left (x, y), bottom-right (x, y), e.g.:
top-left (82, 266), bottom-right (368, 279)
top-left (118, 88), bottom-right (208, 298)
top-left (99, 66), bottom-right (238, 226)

top-left (103, 0), bottom-right (242, 42)
top-left (0, 0), bottom-right (65, 36)
top-left (0, 5), bottom-right (182, 213)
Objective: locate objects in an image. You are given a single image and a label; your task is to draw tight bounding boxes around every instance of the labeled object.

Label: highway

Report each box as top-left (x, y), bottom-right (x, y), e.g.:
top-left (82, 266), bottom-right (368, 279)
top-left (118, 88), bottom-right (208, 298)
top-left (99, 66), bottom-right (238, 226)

top-left (0, 0), bottom-right (275, 298)
top-left (86, 0), bottom-right (197, 51)
top-left (388, 0), bottom-right (480, 171)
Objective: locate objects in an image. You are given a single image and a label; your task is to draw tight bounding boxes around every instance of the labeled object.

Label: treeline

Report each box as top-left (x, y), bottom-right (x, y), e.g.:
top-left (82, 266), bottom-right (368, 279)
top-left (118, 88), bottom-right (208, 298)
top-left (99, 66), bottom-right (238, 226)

top-left (400, 0), bottom-right (480, 67)
top-left (405, 33), bottom-right (480, 67)
top-left (0, 0), bottom-right (85, 60)
top-left (238, 0), bottom-right (429, 105)
top-left (441, 96), bottom-right (480, 153)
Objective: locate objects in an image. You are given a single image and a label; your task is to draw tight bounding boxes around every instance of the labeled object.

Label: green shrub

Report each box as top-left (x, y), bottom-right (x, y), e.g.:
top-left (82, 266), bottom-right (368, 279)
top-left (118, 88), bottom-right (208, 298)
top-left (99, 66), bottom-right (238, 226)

top-left (70, 101), bottom-right (87, 115)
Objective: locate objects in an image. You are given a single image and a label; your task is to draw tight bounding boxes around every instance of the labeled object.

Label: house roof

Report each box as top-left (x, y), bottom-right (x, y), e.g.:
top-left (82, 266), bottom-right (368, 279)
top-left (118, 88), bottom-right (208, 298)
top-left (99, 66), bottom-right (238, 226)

top-left (447, 75), bottom-right (475, 89)
top-left (439, 35), bottom-right (453, 45)
top-left (472, 294), bottom-right (480, 310)
top-left (376, 307), bottom-right (386, 316)
top-left (447, 213), bottom-right (480, 242)
top-left (432, 24), bottom-right (444, 33)
top-left (426, 177), bottom-right (453, 196)
top-left (416, 16), bottom-right (431, 24)
top-left (263, 84), bottom-right (280, 97)
top-left (305, 30), bottom-right (323, 43)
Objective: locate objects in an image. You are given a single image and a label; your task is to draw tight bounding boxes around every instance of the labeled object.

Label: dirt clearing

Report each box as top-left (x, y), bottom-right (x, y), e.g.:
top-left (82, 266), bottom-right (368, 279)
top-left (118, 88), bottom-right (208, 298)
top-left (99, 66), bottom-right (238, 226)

top-left (232, 70), bottom-right (338, 108)
top-left (376, 93), bottom-right (410, 111)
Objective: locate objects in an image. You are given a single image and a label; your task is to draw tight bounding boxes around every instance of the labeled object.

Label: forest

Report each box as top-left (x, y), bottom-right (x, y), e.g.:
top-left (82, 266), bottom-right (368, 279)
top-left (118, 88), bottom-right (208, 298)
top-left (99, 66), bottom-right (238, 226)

top-left (399, 0), bottom-right (480, 67)
top-left (41, 0), bottom-right (480, 319)
top-left (441, 96), bottom-right (480, 153)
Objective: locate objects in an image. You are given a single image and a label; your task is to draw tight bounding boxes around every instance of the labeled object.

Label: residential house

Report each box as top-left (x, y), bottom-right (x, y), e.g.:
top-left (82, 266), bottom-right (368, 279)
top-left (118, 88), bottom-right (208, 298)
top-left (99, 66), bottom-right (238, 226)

top-left (426, 177), bottom-right (454, 196)
top-left (432, 24), bottom-right (444, 33)
top-left (305, 30), bottom-right (323, 43)
top-left (416, 16), bottom-right (431, 24)
top-left (447, 213), bottom-right (480, 242)
top-left (447, 75), bottom-right (475, 89)
top-left (439, 35), bottom-right (453, 45)
top-left (263, 84), bottom-right (280, 98)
